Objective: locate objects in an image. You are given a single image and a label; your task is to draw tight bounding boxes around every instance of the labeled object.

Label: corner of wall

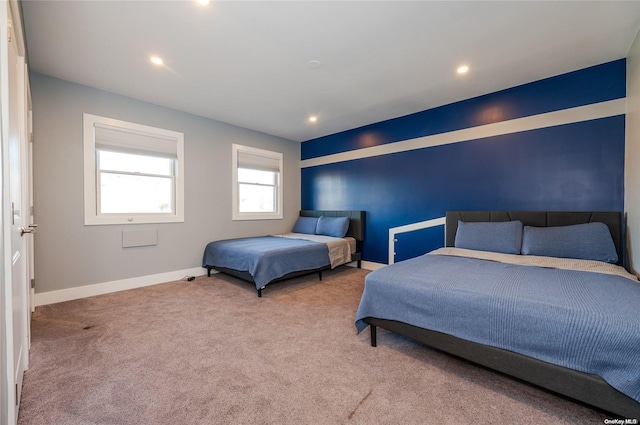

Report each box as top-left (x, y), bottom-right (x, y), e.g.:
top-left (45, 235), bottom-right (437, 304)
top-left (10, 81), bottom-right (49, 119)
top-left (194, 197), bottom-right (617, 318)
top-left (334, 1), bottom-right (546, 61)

top-left (625, 28), bottom-right (640, 275)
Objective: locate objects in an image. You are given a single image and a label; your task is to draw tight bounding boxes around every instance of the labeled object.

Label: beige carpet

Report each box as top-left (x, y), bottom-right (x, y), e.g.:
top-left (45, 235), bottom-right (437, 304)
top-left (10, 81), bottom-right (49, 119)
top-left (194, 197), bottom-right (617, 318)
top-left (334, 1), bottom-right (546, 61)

top-left (19, 267), bottom-right (608, 424)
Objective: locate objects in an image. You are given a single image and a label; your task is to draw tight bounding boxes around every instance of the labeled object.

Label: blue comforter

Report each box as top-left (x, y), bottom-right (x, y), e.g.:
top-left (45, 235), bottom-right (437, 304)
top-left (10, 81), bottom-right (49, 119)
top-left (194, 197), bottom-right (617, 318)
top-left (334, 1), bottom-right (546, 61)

top-left (202, 236), bottom-right (329, 289)
top-left (355, 252), bottom-right (640, 403)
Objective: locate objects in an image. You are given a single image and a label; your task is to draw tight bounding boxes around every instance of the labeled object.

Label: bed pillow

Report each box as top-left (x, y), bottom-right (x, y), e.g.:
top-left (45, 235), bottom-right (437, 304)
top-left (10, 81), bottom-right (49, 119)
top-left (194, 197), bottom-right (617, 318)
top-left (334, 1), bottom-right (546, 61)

top-left (316, 216), bottom-right (350, 238)
top-left (454, 220), bottom-right (523, 254)
top-left (521, 222), bottom-right (618, 263)
top-left (291, 216), bottom-right (319, 235)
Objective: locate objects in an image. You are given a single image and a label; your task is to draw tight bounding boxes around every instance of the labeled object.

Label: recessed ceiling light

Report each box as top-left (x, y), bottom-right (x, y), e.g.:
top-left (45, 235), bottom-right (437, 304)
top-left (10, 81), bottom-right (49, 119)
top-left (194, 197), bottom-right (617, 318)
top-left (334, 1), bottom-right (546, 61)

top-left (307, 60), bottom-right (321, 69)
top-left (196, 0), bottom-right (210, 5)
top-left (150, 56), bottom-right (163, 66)
top-left (457, 65), bottom-right (469, 74)
top-left (308, 116), bottom-right (318, 123)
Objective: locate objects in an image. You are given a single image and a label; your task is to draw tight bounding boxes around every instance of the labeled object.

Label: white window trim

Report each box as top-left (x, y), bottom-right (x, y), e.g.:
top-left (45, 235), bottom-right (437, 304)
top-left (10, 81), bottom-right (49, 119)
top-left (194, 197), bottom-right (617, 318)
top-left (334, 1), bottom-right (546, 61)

top-left (232, 143), bottom-right (283, 221)
top-left (83, 113), bottom-right (184, 225)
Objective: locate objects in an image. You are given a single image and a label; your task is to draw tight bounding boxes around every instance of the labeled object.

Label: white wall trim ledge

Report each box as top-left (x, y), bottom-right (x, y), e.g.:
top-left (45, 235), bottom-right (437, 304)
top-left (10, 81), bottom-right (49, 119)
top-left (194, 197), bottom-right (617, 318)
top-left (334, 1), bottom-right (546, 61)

top-left (388, 217), bottom-right (446, 264)
top-left (34, 267), bottom-right (208, 306)
top-left (301, 98), bottom-right (626, 168)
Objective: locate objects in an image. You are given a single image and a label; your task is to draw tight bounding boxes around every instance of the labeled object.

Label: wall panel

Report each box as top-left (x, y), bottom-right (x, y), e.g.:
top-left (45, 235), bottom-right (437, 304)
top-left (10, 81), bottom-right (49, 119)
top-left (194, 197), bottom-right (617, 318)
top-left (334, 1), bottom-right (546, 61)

top-left (32, 74), bottom-right (301, 294)
top-left (302, 61), bottom-right (626, 265)
top-left (625, 30), bottom-right (640, 274)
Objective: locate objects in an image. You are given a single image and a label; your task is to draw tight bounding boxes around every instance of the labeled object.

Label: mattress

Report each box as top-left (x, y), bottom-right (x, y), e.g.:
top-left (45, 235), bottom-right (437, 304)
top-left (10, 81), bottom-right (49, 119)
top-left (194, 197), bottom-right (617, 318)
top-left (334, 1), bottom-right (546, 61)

top-left (202, 234), bottom-right (353, 289)
top-left (355, 248), bottom-right (640, 403)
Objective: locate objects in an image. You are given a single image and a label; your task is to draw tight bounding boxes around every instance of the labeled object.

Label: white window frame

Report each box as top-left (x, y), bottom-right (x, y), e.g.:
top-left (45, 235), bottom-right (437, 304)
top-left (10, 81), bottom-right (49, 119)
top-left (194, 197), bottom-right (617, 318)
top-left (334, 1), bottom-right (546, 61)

top-left (83, 113), bottom-right (184, 225)
top-left (232, 144), bottom-right (283, 221)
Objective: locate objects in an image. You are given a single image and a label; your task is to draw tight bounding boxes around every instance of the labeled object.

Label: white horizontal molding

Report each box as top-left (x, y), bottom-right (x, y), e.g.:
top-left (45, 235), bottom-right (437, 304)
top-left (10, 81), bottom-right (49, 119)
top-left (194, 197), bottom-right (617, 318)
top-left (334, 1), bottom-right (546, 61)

top-left (390, 216), bottom-right (446, 235)
top-left (34, 267), bottom-right (208, 306)
top-left (389, 216), bottom-right (446, 264)
top-left (302, 98), bottom-right (626, 168)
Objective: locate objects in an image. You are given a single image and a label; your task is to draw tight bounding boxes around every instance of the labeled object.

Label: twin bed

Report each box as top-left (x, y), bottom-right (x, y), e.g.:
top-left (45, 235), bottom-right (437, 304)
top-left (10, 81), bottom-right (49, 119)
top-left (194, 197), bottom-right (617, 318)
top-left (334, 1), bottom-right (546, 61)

top-left (203, 210), bottom-right (364, 297)
top-left (356, 211), bottom-right (640, 417)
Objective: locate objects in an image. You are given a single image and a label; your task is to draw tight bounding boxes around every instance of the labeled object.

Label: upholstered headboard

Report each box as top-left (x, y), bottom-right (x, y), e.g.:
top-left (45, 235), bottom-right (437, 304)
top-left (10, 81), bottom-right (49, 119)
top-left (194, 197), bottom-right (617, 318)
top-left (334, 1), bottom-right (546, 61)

top-left (445, 211), bottom-right (623, 266)
top-left (300, 210), bottom-right (365, 242)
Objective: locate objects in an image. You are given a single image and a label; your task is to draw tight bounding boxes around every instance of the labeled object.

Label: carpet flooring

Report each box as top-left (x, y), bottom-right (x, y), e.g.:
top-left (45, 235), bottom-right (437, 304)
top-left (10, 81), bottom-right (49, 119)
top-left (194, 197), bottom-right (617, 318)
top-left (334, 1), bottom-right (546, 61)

top-left (19, 267), bottom-right (610, 424)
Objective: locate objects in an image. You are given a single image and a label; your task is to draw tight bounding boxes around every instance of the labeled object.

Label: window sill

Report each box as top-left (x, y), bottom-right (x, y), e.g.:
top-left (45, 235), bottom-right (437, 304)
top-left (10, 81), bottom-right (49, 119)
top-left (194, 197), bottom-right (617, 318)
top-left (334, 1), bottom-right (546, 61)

top-left (85, 214), bottom-right (184, 226)
top-left (232, 212), bottom-right (282, 221)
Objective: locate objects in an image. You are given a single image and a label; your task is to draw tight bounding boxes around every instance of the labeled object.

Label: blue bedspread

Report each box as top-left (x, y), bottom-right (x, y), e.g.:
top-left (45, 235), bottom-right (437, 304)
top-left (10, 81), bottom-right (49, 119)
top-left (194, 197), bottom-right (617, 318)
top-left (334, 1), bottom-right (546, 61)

top-left (355, 253), bottom-right (640, 403)
top-left (202, 236), bottom-right (329, 289)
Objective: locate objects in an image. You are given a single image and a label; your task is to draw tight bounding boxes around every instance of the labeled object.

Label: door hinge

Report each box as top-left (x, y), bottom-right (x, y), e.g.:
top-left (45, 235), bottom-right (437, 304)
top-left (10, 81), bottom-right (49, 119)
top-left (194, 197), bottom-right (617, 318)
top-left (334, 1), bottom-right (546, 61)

top-left (15, 383), bottom-right (18, 405)
top-left (31, 278), bottom-right (35, 289)
top-left (7, 20), bottom-right (11, 43)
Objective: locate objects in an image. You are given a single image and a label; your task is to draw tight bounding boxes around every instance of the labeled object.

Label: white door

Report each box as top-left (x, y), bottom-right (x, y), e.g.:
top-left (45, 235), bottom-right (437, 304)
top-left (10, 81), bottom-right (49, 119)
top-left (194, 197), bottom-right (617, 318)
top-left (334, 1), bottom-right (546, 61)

top-left (7, 12), bottom-right (30, 422)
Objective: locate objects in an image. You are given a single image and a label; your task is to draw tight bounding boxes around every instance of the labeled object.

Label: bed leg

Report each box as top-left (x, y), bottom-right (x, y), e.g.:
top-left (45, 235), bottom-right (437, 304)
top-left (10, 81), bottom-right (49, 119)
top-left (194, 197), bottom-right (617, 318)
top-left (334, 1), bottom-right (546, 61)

top-left (357, 260), bottom-right (362, 269)
top-left (207, 267), bottom-right (212, 277)
top-left (257, 287), bottom-right (264, 297)
top-left (319, 270), bottom-right (323, 281)
top-left (370, 324), bottom-right (377, 347)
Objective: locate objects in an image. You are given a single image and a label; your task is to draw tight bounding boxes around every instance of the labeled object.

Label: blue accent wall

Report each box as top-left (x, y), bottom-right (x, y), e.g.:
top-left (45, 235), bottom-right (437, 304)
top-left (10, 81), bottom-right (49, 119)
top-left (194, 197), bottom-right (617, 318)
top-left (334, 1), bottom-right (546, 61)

top-left (302, 59), bottom-right (626, 160)
top-left (301, 60), bottom-right (626, 264)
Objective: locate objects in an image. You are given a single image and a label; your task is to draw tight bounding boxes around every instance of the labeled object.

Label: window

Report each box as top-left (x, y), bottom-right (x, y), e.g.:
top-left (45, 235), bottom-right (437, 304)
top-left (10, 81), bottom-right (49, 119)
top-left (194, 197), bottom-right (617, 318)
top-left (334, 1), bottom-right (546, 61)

top-left (232, 144), bottom-right (282, 220)
top-left (83, 113), bottom-right (184, 225)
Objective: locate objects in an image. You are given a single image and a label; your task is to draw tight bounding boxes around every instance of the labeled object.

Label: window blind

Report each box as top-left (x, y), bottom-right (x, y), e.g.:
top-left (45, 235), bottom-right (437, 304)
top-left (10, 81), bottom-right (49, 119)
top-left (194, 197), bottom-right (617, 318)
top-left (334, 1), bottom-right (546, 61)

top-left (237, 150), bottom-right (281, 173)
top-left (94, 124), bottom-right (178, 159)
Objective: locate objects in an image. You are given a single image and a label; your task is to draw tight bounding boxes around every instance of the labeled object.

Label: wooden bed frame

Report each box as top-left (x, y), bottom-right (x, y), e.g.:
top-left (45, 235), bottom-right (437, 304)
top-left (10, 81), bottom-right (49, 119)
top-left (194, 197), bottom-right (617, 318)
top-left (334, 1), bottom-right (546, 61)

top-left (207, 210), bottom-right (365, 297)
top-left (363, 211), bottom-right (640, 418)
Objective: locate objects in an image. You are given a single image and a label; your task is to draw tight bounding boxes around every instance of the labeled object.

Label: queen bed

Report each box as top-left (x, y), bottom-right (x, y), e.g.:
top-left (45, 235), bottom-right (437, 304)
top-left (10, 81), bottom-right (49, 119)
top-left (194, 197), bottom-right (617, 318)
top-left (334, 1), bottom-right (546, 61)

top-left (355, 211), bottom-right (640, 417)
top-left (203, 210), bottom-right (364, 297)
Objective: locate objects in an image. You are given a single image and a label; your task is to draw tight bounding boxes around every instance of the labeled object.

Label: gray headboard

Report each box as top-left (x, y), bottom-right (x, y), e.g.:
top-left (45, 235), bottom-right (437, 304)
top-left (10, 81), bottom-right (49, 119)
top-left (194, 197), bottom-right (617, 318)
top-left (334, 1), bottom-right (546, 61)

top-left (445, 211), bottom-right (623, 266)
top-left (300, 210), bottom-right (365, 242)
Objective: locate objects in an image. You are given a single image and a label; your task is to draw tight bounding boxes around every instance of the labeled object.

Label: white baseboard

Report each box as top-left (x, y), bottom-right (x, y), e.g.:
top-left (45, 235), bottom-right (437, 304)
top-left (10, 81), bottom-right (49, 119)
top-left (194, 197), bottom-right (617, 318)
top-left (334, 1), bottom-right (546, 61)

top-left (346, 260), bottom-right (386, 271)
top-left (34, 267), bottom-right (208, 307)
top-left (34, 260), bottom-right (387, 307)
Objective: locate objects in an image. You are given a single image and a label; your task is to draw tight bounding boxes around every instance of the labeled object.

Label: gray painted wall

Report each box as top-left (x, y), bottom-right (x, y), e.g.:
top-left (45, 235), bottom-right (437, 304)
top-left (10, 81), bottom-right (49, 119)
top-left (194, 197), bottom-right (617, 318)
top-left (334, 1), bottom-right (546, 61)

top-left (626, 29), bottom-right (640, 274)
top-left (31, 73), bottom-right (301, 294)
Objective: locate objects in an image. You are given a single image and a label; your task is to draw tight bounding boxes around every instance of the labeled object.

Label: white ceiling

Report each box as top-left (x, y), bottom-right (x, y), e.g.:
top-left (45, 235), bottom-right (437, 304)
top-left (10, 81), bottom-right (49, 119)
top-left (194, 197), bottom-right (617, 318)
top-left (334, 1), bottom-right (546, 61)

top-left (21, 1), bottom-right (640, 142)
